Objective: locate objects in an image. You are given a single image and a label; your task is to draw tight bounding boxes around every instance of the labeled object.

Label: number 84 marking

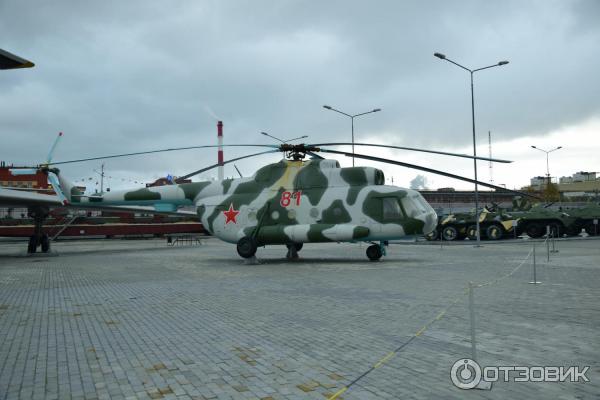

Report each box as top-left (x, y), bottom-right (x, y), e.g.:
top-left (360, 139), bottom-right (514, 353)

top-left (280, 191), bottom-right (302, 207)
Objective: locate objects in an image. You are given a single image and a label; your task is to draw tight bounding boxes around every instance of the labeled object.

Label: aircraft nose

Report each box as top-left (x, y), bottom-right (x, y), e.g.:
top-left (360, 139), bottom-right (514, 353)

top-left (423, 211), bottom-right (437, 235)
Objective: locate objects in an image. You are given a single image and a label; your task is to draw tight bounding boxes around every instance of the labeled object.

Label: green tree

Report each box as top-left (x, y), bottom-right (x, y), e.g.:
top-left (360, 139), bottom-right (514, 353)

top-left (543, 182), bottom-right (560, 202)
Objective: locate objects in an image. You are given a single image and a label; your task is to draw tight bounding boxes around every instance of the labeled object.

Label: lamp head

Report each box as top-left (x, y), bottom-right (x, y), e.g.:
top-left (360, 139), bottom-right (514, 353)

top-left (434, 52), bottom-right (446, 60)
top-left (323, 105), bottom-right (332, 110)
top-left (498, 60), bottom-right (509, 66)
top-left (531, 145), bottom-right (537, 149)
top-left (373, 108), bottom-right (381, 112)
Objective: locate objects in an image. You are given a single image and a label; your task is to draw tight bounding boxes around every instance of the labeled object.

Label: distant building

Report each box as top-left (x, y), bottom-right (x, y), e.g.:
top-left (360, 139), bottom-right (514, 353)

top-left (0, 162), bottom-right (51, 192)
top-left (530, 176), bottom-right (548, 188)
top-left (527, 171), bottom-right (600, 199)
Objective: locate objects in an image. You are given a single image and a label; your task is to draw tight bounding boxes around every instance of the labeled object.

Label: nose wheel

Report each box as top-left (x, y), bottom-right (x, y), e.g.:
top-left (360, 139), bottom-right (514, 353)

top-left (237, 237), bottom-right (258, 258)
top-left (285, 243), bottom-right (303, 259)
top-left (366, 242), bottom-right (386, 261)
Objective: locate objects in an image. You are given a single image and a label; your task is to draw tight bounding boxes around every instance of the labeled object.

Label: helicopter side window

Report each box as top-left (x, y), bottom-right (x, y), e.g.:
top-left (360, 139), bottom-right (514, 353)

top-left (382, 197), bottom-right (403, 220)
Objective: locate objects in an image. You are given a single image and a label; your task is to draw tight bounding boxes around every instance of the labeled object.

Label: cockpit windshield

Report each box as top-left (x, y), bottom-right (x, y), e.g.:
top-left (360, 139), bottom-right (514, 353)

top-left (401, 195), bottom-right (429, 218)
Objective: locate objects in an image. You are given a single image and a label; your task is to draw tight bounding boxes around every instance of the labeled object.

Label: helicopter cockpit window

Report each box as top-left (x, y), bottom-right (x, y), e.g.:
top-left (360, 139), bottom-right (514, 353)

top-left (401, 196), bottom-right (425, 218)
top-left (382, 197), bottom-right (403, 220)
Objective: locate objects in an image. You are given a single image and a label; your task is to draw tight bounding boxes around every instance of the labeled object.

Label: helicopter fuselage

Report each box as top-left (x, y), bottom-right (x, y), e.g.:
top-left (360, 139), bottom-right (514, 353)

top-left (64, 158), bottom-right (437, 256)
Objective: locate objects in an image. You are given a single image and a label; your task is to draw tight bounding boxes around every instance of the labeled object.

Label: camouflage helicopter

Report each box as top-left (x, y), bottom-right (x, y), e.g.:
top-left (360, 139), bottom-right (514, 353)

top-left (24, 136), bottom-right (526, 261)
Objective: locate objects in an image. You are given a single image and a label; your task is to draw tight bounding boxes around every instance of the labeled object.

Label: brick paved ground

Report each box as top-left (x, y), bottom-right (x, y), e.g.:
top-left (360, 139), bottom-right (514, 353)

top-left (0, 237), bottom-right (598, 399)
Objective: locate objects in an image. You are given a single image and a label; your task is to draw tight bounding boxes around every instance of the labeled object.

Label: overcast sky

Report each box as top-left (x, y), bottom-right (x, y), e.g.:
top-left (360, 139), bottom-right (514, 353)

top-left (1, 0), bottom-right (599, 192)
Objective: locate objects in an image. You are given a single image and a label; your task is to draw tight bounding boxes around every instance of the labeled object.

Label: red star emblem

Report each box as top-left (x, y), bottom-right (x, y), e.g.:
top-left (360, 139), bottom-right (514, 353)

top-left (223, 203), bottom-right (240, 224)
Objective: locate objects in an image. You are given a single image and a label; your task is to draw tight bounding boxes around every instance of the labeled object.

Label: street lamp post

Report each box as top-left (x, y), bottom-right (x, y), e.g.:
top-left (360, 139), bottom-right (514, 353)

top-left (322, 105), bottom-right (381, 167)
top-left (434, 52), bottom-right (509, 246)
top-left (531, 145), bottom-right (562, 187)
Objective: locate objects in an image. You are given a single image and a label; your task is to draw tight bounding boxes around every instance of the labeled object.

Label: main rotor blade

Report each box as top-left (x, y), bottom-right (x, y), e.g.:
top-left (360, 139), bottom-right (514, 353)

top-left (49, 144), bottom-right (279, 165)
top-left (175, 149), bottom-right (280, 182)
top-left (319, 149), bottom-right (539, 199)
top-left (312, 142), bottom-right (512, 163)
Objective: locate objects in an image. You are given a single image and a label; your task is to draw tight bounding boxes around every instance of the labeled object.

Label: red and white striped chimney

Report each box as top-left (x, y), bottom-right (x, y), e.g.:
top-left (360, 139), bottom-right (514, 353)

top-left (217, 120), bottom-right (224, 181)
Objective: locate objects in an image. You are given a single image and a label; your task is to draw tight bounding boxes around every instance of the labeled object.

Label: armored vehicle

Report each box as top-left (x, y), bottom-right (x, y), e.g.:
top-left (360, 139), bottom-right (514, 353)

top-left (563, 203), bottom-right (600, 236)
top-left (429, 206), bottom-right (519, 241)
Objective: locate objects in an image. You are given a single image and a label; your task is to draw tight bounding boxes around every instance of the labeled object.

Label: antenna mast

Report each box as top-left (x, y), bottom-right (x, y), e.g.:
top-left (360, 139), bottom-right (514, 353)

top-left (488, 131), bottom-right (493, 185)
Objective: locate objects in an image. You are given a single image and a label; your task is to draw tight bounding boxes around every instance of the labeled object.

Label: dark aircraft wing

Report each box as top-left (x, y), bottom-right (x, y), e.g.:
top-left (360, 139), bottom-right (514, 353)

top-left (0, 49), bottom-right (35, 69)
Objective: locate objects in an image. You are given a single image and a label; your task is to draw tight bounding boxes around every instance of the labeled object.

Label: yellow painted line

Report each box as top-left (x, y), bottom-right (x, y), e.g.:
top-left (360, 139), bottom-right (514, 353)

top-left (328, 386), bottom-right (348, 400)
top-left (415, 326), bottom-right (426, 337)
top-left (325, 248), bottom-right (536, 399)
top-left (434, 309), bottom-right (447, 320)
top-left (373, 351), bottom-right (396, 368)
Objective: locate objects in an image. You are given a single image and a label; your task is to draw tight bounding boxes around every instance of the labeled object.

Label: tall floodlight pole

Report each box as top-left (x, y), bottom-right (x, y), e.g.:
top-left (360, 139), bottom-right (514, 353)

top-left (434, 52), bottom-right (509, 246)
top-left (531, 145), bottom-right (562, 187)
top-left (322, 105), bottom-right (381, 167)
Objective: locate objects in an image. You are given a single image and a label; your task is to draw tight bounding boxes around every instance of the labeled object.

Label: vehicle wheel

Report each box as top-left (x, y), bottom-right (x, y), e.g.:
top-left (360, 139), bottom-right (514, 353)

top-left (237, 237), bottom-right (258, 258)
top-left (366, 244), bottom-right (383, 261)
top-left (27, 236), bottom-right (37, 254)
top-left (425, 229), bottom-right (438, 241)
top-left (585, 223), bottom-right (598, 236)
top-left (442, 226), bottom-right (459, 241)
top-left (466, 225), bottom-right (479, 240)
top-left (40, 234), bottom-right (50, 253)
top-left (525, 223), bottom-right (544, 238)
top-left (486, 224), bottom-right (503, 240)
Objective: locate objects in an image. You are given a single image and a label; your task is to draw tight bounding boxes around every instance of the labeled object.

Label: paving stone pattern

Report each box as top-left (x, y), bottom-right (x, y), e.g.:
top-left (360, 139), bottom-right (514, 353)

top-left (0, 238), bottom-right (598, 399)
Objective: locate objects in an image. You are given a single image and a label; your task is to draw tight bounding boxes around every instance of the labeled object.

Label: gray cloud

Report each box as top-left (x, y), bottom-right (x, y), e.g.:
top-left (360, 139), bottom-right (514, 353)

top-left (1, 0), bottom-right (599, 184)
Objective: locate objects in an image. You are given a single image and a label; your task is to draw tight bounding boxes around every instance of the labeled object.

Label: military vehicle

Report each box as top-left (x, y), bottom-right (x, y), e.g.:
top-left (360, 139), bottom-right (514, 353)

top-left (430, 206), bottom-right (519, 241)
top-left (511, 207), bottom-right (578, 238)
top-left (4, 133), bottom-right (531, 258)
top-left (508, 197), bottom-right (579, 238)
top-left (563, 203), bottom-right (600, 236)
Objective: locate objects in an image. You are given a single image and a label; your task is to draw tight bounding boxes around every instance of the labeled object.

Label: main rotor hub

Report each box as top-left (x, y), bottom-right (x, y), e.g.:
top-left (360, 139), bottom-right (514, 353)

top-left (278, 144), bottom-right (320, 160)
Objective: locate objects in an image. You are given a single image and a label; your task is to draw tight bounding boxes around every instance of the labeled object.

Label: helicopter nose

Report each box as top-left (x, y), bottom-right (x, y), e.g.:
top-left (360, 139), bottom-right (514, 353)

top-left (423, 211), bottom-right (438, 235)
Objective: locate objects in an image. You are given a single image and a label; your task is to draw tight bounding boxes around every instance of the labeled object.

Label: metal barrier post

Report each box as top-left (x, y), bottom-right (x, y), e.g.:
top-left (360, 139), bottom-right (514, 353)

top-left (546, 226), bottom-right (550, 262)
top-left (468, 281), bottom-right (477, 361)
top-left (529, 242), bottom-right (541, 284)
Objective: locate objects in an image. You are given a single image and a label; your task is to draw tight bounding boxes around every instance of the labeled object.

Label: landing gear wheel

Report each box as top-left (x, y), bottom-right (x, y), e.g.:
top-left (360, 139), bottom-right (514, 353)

top-left (486, 224), bottom-right (503, 240)
top-left (41, 234), bottom-right (50, 253)
top-left (366, 244), bottom-right (383, 261)
top-left (236, 237), bottom-right (258, 258)
top-left (466, 225), bottom-right (479, 241)
top-left (425, 228), bottom-right (438, 241)
top-left (285, 243), bottom-right (303, 259)
top-left (525, 223), bottom-right (543, 238)
top-left (27, 236), bottom-right (37, 254)
top-left (442, 226), bottom-right (459, 241)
